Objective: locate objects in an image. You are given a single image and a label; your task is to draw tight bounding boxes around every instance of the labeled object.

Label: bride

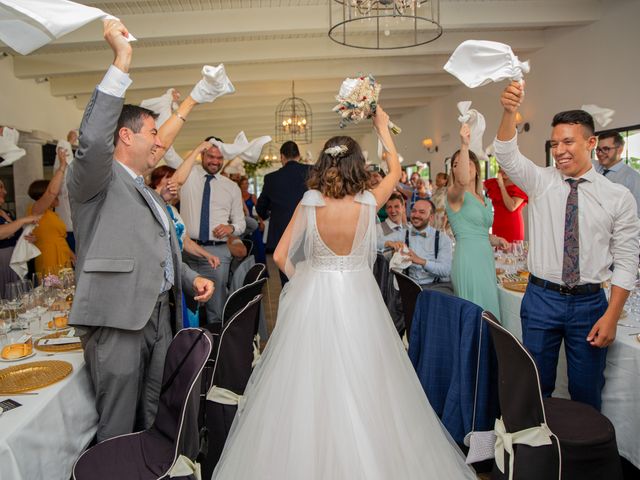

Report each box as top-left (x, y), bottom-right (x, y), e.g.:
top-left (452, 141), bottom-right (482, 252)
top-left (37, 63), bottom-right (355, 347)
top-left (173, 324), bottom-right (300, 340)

top-left (212, 108), bottom-right (477, 479)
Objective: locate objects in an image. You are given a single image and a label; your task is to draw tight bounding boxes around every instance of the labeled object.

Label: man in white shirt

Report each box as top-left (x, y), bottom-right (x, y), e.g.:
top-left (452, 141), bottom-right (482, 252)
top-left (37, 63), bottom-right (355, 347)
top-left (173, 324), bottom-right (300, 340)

top-left (165, 136), bottom-right (246, 325)
top-left (495, 81), bottom-right (640, 410)
top-left (595, 131), bottom-right (640, 214)
top-left (376, 192), bottom-right (407, 251)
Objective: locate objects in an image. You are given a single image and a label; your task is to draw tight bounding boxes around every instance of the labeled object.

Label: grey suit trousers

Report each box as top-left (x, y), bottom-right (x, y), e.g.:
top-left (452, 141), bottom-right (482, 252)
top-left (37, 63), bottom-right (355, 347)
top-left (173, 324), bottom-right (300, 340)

top-left (184, 245), bottom-right (232, 324)
top-left (81, 291), bottom-right (172, 442)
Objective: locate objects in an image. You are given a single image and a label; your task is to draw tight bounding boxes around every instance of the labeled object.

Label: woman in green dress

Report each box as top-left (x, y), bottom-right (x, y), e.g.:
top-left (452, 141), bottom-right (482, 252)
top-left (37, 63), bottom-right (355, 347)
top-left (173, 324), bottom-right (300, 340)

top-left (446, 124), bottom-right (508, 318)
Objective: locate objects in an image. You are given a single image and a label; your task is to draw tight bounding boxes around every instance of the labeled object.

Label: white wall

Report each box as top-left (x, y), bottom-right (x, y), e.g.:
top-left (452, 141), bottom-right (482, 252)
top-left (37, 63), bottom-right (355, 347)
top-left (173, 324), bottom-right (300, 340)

top-left (0, 57), bottom-right (82, 140)
top-left (363, 0), bottom-right (640, 174)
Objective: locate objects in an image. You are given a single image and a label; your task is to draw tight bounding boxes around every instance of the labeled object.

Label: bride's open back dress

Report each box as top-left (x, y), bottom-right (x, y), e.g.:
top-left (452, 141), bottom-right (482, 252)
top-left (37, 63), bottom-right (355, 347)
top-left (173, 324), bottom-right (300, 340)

top-left (212, 190), bottom-right (477, 479)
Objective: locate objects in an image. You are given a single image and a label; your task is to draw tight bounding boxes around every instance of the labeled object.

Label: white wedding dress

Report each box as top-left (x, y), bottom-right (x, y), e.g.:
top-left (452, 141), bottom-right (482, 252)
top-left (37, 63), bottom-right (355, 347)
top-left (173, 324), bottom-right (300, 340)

top-left (212, 190), bottom-right (476, 479)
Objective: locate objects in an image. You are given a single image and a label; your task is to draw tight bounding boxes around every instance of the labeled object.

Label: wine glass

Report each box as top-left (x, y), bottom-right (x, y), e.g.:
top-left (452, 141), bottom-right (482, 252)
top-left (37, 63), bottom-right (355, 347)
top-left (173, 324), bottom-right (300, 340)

top-left (0, 302), bottom-right (11, 345)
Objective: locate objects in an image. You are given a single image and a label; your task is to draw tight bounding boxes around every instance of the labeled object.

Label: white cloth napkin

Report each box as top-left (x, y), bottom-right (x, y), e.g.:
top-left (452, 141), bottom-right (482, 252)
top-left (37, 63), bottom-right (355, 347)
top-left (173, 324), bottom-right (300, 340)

top-left (190, 64), bottom-right (235, 104)
top-left (444, 40), bottom-right (530, 88)
top-left (209, 131), bottom-right (271, 164)
top-left (390, 251), bottom-right (412, 272)
top-left (457, 101), bottom-right (487, 159)
top-left (0, 0), bottom-right (135, 56)
top-left (0, 126), bottom-right (26, 166)
top-left (581, 104), bottom-right (615, 128)
top-left (10, 225), bottom-right (40, 278)
top-left (140, 88), bottom-right (179, 127)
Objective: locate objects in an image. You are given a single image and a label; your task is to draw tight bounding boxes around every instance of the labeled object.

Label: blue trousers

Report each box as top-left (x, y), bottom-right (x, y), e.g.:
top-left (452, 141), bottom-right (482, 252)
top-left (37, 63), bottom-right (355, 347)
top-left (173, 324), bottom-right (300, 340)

top-left (520, 281), bottom-right (608, 411)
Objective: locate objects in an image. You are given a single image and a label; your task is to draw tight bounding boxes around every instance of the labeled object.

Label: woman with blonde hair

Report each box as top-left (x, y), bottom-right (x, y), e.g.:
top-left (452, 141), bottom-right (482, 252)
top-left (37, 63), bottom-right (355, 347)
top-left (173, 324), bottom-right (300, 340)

top-left (212, 108), bottom-right (476, 479)
top-left (446, 124), bottom-right (507, 317)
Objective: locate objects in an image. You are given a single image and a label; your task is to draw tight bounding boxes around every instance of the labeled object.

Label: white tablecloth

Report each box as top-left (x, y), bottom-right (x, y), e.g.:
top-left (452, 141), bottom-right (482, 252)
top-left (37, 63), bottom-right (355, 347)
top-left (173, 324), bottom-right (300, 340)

top-left (498, 286), bottom-right (640, 468)
top-left (0, 349), bottom-right (97, 480)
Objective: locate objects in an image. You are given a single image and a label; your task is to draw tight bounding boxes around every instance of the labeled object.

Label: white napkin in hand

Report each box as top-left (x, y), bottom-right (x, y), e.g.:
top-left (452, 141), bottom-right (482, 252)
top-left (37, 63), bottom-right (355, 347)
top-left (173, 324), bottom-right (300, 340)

top-left (581, 104), bottom-right (615, 128)
top-left (141, 88), bottom-right (179, 127)
top-left (457, 101), bottom-right (487, 159)
top-left (0, 0), bottom-right (135, 55)
top-left (208, 131), bottom-right (271, 164)
top-left (0, 127), bottom-right (26, 166)
top-left (390, 251), bottom-right (412, 272)
top-left (444, 40), bottom-right (530, 88)
top-left (190, 64), bottom-right (235, 104)
top-left (10, 225), bottom-right (40, 278)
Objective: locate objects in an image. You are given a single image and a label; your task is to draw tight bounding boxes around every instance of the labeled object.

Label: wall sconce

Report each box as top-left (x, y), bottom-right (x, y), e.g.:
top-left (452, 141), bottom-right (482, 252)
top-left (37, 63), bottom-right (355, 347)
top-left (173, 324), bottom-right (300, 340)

top-left (422, 137), bottom-right (438, 153)
top-left (515, 112), bottom-right (530, 134)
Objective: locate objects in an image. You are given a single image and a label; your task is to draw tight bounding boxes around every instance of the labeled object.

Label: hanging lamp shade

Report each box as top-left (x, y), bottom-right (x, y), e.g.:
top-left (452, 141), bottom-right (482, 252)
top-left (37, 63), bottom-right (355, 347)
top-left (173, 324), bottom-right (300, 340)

top-left (275, 81), bottom-right (312, 144)
top-left (328, 0), bottom-right (442, 50)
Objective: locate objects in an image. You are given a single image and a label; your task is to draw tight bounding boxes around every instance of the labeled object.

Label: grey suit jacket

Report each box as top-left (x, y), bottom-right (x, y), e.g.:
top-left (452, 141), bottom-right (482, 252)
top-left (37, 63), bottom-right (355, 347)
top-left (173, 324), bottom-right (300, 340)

top-left (67, 89), bottom-right (197, 331)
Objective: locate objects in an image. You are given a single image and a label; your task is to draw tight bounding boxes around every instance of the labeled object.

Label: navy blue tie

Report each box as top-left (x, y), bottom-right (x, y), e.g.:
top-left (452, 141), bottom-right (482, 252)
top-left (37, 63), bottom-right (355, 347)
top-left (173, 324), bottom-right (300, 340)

top-left (199, 174), bottom-right (214, 242)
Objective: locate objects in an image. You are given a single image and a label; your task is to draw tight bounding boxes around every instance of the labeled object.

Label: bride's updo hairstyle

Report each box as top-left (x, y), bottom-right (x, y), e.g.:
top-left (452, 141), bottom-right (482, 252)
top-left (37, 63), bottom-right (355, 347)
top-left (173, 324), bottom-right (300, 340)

top-left (307, 136), bottom-right (371, 199)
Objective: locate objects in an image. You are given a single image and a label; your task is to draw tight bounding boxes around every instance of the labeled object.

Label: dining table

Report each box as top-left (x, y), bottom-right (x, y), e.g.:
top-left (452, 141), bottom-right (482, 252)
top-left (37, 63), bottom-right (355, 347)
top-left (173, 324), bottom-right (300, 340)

top-left (0, 318), bottom-right (97, 480)
top-left (498, 284), bottom-right (640, 469)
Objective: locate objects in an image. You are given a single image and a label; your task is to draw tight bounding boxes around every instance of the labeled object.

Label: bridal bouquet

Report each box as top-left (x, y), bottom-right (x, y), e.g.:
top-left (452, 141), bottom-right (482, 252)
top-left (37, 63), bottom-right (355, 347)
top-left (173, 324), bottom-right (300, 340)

top-left (333, 75), bottom-right (401, 134)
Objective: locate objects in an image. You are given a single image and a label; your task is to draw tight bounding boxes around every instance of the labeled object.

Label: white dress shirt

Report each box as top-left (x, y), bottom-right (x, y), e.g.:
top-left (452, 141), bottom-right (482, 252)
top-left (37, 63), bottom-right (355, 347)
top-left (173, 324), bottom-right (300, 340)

top-left (494, 133), bottom-right (640, 291)
top-left (165, 162), bottom-right (246, 241)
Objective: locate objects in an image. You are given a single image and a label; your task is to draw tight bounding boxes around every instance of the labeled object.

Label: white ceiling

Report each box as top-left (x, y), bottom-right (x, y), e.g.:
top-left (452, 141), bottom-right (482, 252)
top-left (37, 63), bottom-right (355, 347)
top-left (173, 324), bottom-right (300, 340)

top-left (1, 0), bottom-right (602, 152)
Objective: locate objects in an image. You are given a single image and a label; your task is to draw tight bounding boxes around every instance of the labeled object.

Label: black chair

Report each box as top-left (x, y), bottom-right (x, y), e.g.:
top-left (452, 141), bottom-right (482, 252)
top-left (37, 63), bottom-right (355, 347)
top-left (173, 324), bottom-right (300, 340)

top-left (73, 328), bottom-right (213, 480)
top-left (391, 270), bottom-right (422, 342)
top-left (373, 253), bottom-right (404, 334)
top-left (200, 295), bottom-right (263, 479)
top-left (242, 262), bottom-right (266, 286)
top-left (484, 311), bottom-right (622, 480)
top-left (222, 277), bottom-right (266, 325)
top-left (241, 239), bottom-right (253, 257)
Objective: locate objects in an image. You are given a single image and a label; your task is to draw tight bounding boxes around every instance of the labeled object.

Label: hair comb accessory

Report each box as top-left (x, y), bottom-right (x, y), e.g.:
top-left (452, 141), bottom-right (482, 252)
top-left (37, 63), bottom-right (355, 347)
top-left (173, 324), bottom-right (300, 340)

top-left (324, 145), bottom-right (348, 158)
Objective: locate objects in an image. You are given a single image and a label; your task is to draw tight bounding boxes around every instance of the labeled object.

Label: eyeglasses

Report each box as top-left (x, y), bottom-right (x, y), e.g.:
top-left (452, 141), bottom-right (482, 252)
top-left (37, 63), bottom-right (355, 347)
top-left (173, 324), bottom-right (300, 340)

top-left (596, 146), bottom-right (618, 154)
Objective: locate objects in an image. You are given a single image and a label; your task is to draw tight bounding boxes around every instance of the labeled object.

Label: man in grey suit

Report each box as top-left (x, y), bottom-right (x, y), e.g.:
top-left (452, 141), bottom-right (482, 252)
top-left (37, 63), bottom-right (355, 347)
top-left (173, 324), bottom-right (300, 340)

top-left (67, 19), bottom-right (214, 442)
top-left (595, 131), bottom-right (640, 215)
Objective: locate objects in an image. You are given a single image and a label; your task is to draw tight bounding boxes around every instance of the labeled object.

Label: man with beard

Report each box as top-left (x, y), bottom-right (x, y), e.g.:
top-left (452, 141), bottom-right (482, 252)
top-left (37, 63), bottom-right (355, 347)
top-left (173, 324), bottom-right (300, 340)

top-left (595, 131), bottom-right (640, 214)
top-left (172, 136), bottom-right (246, 325)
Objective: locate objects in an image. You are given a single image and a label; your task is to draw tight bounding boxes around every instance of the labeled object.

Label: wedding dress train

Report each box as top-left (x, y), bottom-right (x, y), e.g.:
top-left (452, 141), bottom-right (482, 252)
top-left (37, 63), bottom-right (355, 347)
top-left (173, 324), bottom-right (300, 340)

top-left (212, 190), bottom-right (476, 479)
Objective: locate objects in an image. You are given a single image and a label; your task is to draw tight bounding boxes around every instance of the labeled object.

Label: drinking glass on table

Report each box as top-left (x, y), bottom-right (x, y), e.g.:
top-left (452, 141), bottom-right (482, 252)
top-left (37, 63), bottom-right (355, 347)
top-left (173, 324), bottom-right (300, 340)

top-left (0, 303), bottom-right (11, 345)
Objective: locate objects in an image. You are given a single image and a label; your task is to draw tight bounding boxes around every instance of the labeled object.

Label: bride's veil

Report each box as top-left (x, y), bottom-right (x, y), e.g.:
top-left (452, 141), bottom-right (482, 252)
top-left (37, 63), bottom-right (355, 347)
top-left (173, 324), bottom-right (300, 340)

top-left (283, 189), bottom-right (377, 279)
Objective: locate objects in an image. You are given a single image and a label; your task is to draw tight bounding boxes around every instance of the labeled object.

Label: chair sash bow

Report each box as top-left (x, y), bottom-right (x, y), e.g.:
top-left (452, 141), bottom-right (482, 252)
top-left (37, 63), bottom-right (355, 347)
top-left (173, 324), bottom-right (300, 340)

top-left (168, 454), bottom-right (201, 479)
top-left (494, 417), bottom-right (553, 480)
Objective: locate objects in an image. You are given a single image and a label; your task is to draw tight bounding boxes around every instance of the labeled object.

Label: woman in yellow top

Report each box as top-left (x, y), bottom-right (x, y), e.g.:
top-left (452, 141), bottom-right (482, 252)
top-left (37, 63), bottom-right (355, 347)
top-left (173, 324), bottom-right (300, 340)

top-left (27, 148), bottom-right (73, 275)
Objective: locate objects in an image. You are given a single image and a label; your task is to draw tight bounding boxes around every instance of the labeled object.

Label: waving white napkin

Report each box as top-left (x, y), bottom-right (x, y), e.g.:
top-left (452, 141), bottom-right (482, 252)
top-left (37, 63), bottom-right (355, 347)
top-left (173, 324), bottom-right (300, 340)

top-left (0, 127), bottom-right (26, 166)
top-left (190, 64), bottom-right (235, 104)
top-left (140, 88), bottom-right (179, 127)
top-left (444, 40), bottom-right (530, 88)
top-left (457, 101), bottom-right (487, 159)
top-left (209, 131), bottom-right (271, 164)
top-left (10, 225), bottom-right (41, 278)
top-left (581, 104), bottom-right (615, 128)
top-left (0, 0), bottom-right (136, 56)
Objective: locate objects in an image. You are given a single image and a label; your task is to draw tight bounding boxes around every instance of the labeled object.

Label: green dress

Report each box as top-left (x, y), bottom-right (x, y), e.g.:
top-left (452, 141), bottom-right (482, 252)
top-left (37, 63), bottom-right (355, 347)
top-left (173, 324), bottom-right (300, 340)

top-left (445, 191), bottom-right (500, 319)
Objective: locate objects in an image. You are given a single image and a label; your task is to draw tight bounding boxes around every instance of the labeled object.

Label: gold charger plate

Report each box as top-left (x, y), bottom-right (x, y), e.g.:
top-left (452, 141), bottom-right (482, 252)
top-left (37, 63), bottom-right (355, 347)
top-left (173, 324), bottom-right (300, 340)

top-left (35, 331), bottom-right (82, 352)
top-left (502, 281), bottom-right (528, 293)
top-left (0, 360), bottom-right (72, 394)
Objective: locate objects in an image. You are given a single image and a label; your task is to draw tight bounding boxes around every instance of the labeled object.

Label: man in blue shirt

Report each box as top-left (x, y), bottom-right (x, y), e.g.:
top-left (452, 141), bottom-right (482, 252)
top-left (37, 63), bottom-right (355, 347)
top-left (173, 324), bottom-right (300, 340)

top-left (389, 199), bottom-right (453, 293)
